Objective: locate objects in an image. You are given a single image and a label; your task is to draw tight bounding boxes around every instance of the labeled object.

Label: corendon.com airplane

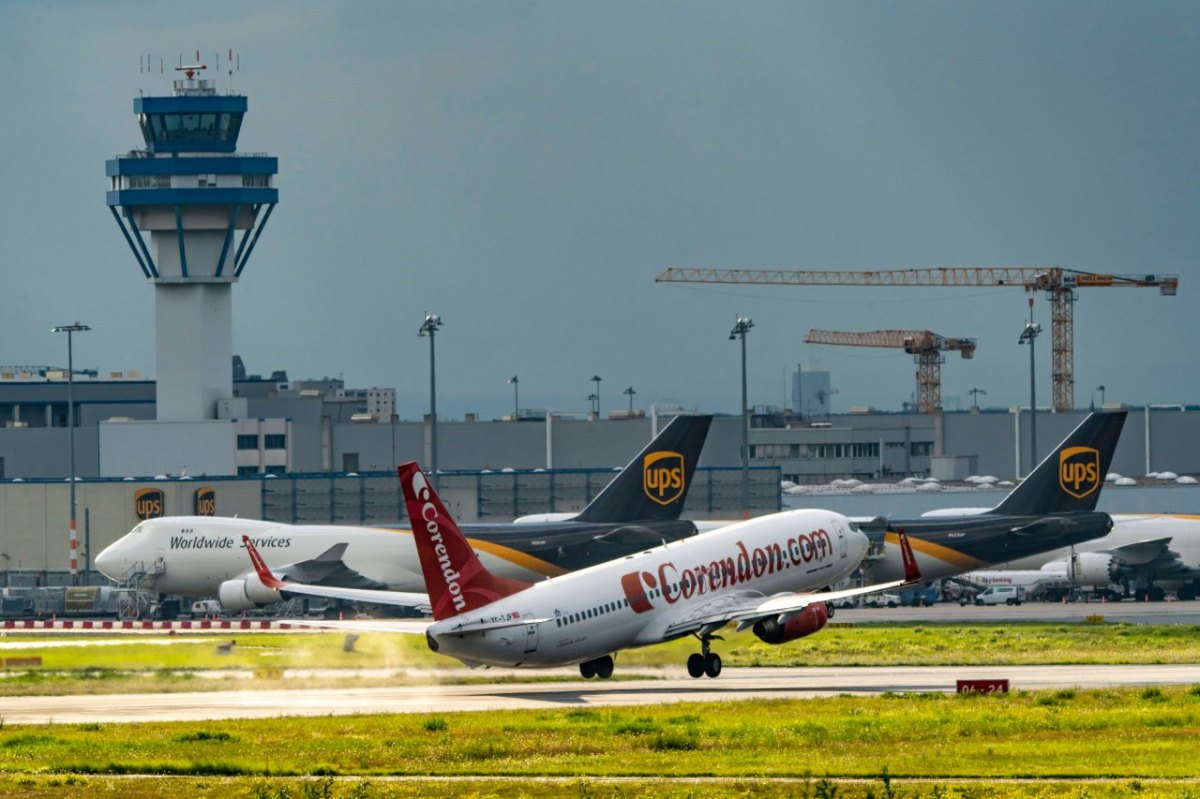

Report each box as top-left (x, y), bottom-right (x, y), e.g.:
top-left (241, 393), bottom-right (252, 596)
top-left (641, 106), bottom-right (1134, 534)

top-left (245, 463), bottom-right (920, 679)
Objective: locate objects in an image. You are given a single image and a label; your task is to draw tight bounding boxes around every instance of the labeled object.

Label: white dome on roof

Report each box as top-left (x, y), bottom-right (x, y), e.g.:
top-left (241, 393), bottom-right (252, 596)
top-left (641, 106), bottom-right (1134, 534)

top-left (1157, 471), bottom-right (1179, 480)
top-left (1176, 476), bottom-right (1198, 485)
top-left (1105, 472), bottom-right (1122, 482)
top-left (1114, 477), bottom-right (1137, 486)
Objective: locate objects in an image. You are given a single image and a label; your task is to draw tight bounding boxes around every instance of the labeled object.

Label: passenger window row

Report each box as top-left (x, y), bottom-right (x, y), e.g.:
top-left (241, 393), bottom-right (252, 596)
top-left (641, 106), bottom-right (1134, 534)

top-left (556, 597), bottom-right (630, 627)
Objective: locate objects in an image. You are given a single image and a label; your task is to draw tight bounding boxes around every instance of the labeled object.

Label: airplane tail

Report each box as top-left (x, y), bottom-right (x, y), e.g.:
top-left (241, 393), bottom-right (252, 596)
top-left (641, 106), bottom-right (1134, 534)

top-left (400, 462), bottom-right (531, 621)
top-left (989, 411), bottom-right (1126, 516)
top-left (573, 414), bottom-right (713, 523)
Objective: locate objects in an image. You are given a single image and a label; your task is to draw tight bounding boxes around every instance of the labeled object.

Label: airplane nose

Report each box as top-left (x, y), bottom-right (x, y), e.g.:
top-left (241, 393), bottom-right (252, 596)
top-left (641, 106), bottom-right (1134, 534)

top-left (93, 542), bottom-right (124, 580)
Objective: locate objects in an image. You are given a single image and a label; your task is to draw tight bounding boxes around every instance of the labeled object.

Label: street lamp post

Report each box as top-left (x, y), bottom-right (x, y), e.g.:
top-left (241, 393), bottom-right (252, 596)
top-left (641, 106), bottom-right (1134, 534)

top-left (729, 315), bottom-right (754, 516)
top-left (52, 322), bottom-right (90, 584)
top-left (418, 313), bottom-right (443, 488)
top-left (590, 375), bottom-right (602, 418)
top-left (1097, 384), bottom-right (1106, 409)
top-left (1018, 300), bottom-right (1041, 475)
top-left (507, 375), bottom-right (519, 419)
top-left (623, 385), bottom-right (636, 413)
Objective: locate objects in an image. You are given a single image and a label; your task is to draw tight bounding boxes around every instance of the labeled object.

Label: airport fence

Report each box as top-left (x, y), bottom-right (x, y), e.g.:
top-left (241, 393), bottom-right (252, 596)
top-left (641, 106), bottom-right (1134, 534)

top-left (258, 465), bottom-right (781, 525)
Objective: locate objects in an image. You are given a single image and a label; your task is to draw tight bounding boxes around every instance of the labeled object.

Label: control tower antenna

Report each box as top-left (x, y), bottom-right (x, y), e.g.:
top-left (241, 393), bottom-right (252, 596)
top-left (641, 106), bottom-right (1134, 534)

top-left (106, 56), bottom-right (279, 421)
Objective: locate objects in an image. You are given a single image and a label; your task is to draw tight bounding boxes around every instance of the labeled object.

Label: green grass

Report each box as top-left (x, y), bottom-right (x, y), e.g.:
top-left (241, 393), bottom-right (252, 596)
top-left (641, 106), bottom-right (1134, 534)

top-left (1, 775), bottom-right (1199, 799)
top-left (1, 688), bottom-right (1199, 780)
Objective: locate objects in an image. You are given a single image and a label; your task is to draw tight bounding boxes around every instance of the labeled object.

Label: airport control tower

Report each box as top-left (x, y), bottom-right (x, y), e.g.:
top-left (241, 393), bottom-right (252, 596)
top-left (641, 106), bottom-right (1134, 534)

top-left (106, 64), bottom-right (278, 421)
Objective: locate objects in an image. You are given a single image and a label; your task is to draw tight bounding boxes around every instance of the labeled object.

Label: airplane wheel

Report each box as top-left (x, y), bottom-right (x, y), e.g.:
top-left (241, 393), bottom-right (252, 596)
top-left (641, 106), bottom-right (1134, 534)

top-left (579, 660), bottom-right (597, 679)
top-left (595, 656), bottom-right (614, 680)
top-left (687, 653), bottom-right (705, 679)
top-left (703, 652), bottom-right (722, 678)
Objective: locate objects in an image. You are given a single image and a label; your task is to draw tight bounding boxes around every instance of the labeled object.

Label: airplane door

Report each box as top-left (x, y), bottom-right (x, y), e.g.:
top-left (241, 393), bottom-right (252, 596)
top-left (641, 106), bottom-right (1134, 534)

top-left (524, 623), bottom-right (538, 654)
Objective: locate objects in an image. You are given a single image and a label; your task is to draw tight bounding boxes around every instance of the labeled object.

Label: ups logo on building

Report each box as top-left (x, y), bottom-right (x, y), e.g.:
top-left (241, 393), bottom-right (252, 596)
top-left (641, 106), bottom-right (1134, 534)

top-left (1059, 446), bottom-right (1101, 499)
top-left (643, 451), bottom-right (685, 506)
top-left (134, 487), bottom-right (165, 520)
top-left (194, 486), bottom-right (216, 516)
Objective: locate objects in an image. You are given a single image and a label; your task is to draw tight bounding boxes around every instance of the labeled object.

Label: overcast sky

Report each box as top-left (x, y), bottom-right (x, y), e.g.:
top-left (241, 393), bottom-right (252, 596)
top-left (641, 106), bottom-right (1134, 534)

top-left (1, 1), bottom-right (1196, 421)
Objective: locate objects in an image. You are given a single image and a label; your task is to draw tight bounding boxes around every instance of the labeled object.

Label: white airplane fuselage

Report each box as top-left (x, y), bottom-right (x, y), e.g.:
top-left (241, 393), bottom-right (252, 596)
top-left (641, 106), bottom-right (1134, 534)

top-left (94, 517), bottom-right (458, 596)
top-left (426, 508), bottom-right (867, 668)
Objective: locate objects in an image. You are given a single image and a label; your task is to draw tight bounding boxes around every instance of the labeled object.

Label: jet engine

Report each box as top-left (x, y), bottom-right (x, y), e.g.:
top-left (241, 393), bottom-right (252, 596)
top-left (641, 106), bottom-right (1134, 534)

top-left (1050, 553), bottom-right (1122, 586)
top-left (217, 574), bottom-right (282, 611)
top-left (751, 603), bottom-right (829, 645)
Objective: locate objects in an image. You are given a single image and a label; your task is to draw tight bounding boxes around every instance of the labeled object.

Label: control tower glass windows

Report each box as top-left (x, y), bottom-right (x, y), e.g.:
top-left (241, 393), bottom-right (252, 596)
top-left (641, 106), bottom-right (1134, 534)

top-left (139, 112), bottom-right (243, 146)
top-left (124, 175), bottom-right (171, 189)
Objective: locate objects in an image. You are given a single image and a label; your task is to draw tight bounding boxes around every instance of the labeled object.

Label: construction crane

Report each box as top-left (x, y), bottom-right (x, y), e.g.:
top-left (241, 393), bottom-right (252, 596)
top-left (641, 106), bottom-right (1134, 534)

top-left (803, 329), bottom-right (976, 413)
top-left (657, 266), bottom-right (1178, 411)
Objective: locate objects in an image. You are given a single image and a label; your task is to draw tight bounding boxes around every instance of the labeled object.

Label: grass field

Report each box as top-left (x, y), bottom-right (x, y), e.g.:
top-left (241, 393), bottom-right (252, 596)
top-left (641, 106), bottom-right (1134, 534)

top-left (1, 688), bottom-right (1199, 797)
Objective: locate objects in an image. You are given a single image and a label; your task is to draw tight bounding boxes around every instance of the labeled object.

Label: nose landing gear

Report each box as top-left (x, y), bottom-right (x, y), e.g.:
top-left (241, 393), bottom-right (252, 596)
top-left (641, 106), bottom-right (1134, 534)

top-left (686, 633), bottom-right (722, 678)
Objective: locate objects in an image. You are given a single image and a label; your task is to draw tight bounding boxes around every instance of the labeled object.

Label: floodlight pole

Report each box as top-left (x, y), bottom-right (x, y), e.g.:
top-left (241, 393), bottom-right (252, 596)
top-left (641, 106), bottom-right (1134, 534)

top-left (418, 313), bottom-right (443, 488)
top-left (730, 316), bottom-right (754, 516)
top-left (52, 322), bottom-right (89, 584)
top-left (1018, 298), bottom-right (1041, 475)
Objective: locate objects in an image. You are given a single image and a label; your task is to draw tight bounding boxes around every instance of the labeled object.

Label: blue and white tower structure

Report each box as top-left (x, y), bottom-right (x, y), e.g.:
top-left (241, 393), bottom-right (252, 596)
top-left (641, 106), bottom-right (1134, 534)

top-left (106, 64), bottom-right (277, 422)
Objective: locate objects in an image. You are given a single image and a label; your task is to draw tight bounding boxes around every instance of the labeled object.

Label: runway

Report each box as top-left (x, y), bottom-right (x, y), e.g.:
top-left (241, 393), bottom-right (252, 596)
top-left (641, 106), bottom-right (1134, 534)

top-left (3, 664), bottom-right (1198, 725)
top-left (834, 599), bottom-right (1200, 625)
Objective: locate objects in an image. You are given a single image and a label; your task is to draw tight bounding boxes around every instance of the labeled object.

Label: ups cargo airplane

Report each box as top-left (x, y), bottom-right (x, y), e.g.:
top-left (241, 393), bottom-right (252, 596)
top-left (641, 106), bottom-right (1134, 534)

top-left (855, 411), bottom-right (1126, 585)
top-left (95, 415), bottom-right (718, 613)
top-left (244, 462), bottom-right (922, 679)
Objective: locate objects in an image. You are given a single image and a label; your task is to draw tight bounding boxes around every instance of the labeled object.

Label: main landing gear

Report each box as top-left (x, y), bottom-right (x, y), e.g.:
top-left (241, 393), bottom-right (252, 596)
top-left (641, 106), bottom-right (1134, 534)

top-left (579, 654), bottom-right (614, 679)
top-left (686, 633), bottom-right (722, 679)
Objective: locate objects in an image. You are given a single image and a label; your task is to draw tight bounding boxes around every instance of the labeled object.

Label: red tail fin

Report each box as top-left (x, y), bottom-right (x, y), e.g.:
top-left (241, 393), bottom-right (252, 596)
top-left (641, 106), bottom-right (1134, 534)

top-left (399, 462), bottom-right (531, 621)
top-left (897, 528), bottom-right (921, 583)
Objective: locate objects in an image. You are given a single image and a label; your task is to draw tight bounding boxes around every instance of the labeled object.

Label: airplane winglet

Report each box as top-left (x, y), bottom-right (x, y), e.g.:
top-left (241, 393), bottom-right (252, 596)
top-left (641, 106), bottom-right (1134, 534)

top-left (243, 535), bottom-right (286, 590)
top-left (897, 528), bottom-right (921, 583)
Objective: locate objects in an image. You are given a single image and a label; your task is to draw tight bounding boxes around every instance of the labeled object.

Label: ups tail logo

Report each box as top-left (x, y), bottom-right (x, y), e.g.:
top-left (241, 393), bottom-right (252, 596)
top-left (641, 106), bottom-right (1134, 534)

top-left (1059, 446), bottom-right (1101, 499)
top-left (643, 450), bottom-right (686, 506)
top-left (134, 487), bottom-right (165, 520)
top-left (194, 486), bottom-right (216, 516)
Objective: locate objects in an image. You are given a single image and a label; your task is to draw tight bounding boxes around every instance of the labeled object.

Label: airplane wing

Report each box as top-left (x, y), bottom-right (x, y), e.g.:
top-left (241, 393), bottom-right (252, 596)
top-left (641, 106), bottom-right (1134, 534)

top-left (1103, 537), bottom-right (1174, 566)
top-left (273, 542), bottom-right (388, 590)
top-left (1103, 537), bottom-right (1200, 580)
top-left (243, 536), bottom-right (431, 614)
top-left (660, 530), bottom-right (922, 639)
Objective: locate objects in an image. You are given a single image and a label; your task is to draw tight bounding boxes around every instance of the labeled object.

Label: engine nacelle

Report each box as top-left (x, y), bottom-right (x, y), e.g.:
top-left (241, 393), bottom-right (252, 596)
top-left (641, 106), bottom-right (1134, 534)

top-left (217, 575), bottom-right (282, 611)
top-left (1067, 553), bottom-right (1122, 586)
top-left (752, 603), bottom-right (829, 645)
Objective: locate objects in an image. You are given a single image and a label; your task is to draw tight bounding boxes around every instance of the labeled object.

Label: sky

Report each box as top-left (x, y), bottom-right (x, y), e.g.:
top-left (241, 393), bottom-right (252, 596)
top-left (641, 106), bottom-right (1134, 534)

top-left (0, 1), bottom-right (1196, 421)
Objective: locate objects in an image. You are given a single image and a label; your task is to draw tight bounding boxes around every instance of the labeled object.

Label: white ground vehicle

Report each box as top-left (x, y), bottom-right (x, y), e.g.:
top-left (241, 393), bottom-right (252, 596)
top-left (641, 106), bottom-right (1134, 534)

top-left (865, 592), bottom-right (901, 608)
top-left (973, 585), bottom-right (1025, 606)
